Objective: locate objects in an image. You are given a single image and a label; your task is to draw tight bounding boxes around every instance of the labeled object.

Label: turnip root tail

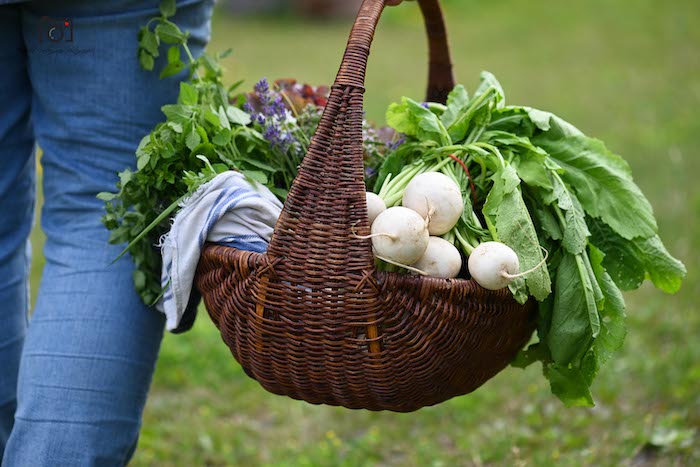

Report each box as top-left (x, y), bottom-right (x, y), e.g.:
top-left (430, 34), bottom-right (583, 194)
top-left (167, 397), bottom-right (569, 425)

top-left (353, 232), bottom-right (399, 241)
top-left (501, 245), bottom-right (549, 280)
top-left (351, 224), bottom-right (398, 241)
top-left (374, 254), bottom-right (428, 276)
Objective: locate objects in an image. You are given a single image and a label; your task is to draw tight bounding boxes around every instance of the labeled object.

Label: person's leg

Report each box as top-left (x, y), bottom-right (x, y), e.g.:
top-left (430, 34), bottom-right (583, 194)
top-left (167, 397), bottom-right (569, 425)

top-left (0, 5), bottom-right (36, 459)
top-left (3, 1), bottom-right (214, 465)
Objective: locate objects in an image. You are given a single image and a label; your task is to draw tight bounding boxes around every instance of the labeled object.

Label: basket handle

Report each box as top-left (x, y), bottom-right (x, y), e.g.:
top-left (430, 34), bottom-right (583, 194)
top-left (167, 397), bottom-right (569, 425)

top-left (266, 0), bottom-right (454, 271)
top-left (418, 0), bottom-right (456, 102)
top-left (335, 0), bottom-right (454, 103)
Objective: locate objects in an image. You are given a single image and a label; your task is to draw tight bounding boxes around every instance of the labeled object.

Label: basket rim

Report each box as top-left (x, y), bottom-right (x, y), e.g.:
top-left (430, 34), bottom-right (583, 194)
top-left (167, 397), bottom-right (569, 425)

top-left (199, 242), bottom-right (523, 304)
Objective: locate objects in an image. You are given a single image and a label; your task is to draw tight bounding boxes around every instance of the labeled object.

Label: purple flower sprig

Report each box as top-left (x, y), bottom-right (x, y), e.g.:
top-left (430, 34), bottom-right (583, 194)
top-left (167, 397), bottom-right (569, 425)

top-left (241, 77), bottom-right (406, 191)
top-left (387, 134), bottom-right (407, 151)
top-left (247, 78), bottom-right (303, 156)
top-left (254, 78), bottom-right (271, 106)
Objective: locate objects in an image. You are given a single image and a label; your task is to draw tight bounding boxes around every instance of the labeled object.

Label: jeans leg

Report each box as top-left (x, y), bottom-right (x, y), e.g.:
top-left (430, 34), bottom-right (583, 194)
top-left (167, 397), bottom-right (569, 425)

top-left (2, 1), bottom-right (214, 466)
top-left (0, 5), bottom-right (36, 460)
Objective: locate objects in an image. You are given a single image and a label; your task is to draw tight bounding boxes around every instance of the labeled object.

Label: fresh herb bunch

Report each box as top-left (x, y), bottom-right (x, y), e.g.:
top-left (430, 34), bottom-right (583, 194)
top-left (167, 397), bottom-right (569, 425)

top-left (240, 78), bottom-right (322, 196)
top-left (100, 4), bottom-right (307, 305)
top-left (99, 2), bottom-right (393, 305)
top-left (241, 77), bottom-right (395, 189)
top-left (373, 72), bottom-right (686, 406)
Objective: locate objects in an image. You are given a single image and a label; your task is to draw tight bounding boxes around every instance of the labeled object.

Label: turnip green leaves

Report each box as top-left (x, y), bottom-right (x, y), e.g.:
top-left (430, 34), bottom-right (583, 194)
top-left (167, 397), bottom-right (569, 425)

top-left (386, 97), bottom-right (451, 146)
top-left (483, 164), bottom-right (551, 302)
top-left (382, 71), bottom-right (685, 406)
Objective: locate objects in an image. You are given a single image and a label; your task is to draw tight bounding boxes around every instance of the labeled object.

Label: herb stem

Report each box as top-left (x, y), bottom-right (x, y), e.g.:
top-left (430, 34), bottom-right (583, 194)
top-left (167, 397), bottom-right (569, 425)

top-left (182, 43), bottom-right (196, 64)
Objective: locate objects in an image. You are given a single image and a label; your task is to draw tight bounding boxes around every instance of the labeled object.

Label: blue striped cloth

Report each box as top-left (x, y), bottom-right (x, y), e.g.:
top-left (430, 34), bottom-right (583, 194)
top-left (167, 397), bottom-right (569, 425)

top-left (156, 171), bottom-right (283, 331)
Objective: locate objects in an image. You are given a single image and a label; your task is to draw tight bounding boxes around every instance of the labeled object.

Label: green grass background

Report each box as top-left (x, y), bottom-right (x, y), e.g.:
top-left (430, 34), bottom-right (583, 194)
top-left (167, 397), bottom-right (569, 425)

top-left (29, 0), bottom-right (699, 465)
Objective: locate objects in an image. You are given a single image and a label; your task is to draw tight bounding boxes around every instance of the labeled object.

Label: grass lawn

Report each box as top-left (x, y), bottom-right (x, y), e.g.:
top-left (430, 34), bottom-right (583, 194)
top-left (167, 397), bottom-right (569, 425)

top-left (29, 0), bottom-right (699, 465)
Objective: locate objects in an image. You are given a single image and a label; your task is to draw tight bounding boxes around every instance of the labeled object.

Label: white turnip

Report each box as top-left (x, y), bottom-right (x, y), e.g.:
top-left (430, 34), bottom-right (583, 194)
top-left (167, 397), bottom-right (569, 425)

top-left (365, 192), bottom-right (386, 226)
top-left (411, 237), bottom-right (462, 279)
top-left (370, 206), bottom-right (429, 265)
top-left (467, 241), bottom-right (520, 290)
top-left (402, 172), bottom-right (463, 235)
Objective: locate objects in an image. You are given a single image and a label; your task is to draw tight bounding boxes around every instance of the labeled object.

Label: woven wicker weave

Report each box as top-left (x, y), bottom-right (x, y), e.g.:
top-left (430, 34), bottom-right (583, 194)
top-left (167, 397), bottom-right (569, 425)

top-left (195, 0), bottom-right (536, 412)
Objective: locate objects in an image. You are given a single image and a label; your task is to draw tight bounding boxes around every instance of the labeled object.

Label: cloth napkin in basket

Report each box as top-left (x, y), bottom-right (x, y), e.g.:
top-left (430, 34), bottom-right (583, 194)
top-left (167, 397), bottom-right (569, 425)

top-left (156, 171), bottom-right (283, 332)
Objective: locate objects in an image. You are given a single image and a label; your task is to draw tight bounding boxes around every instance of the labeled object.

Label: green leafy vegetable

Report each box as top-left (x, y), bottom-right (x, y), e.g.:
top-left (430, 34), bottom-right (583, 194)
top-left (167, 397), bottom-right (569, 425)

top-left (159, 0), bottom-right (176, 18)
top-left (589, 218), bottom-right (686, 293)
top-left (446, 80), bottom-right (502, 143)
top-left (533, 134), bottom-right (658, 240)
top-left (155, 23), bottom-right (186, 45)
top-left (548, 170), bottom-right (590, 255)
top-left (544, 350), bottom-right (597, 407)
top-left (386, 97), bottom-right (451, 145)
top-left (547, 252), bottom-right (600, 366)
top-left (377, 71), bottom-right (684, 406)
top-left (588, 245), bottom-right (627, 366)
top-left (441, 84), bottom-right (469, 128)
top-left (100, 3), bottom-right (316, 304)
top-left (101, 1), bottom-right (394, 305)
top-left (483, 164), bottom-right (551, 302)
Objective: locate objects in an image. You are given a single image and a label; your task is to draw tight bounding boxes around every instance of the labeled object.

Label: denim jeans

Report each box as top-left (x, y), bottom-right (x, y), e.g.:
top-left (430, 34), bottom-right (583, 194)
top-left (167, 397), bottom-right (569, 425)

top-left (0, 1), bottom-right (214, 465)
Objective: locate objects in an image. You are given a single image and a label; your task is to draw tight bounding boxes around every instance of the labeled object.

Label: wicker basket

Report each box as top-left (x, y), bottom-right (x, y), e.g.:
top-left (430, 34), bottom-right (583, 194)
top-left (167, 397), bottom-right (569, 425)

top-left (195, 0), bottom-right (536, 412)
